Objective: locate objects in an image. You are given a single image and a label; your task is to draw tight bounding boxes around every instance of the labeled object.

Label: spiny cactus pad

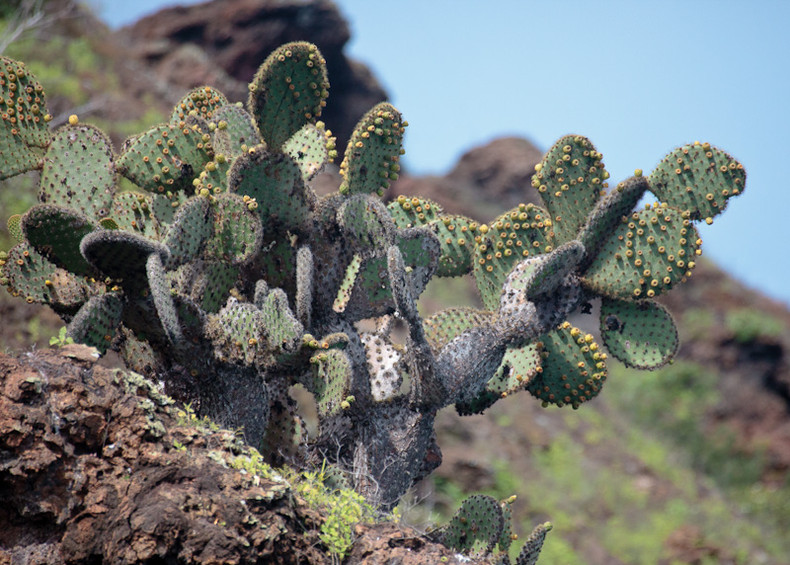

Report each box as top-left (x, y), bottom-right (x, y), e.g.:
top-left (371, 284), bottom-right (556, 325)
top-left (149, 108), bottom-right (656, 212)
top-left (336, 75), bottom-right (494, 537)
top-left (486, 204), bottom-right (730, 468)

top-left (582, 204), bottom-right (700, 300)
top-left (649, 142), bottom-right (745, 223)
top-left (600, 297), bottom-right (679, 369)
top-left (21, 204), bottom-right (97, 276)
top-left (210, 104), bottom-right (259, 159)
top-left (532, 135), bottom-right (608, 243)
top-left (339, 102), bottom-right (404, 196)
top-left (430, 214), bottom-right (479, 277)
top-left (527, 322), bottom-right (607, 408)
top-left (67, 293), bottom-right (124, 353)
top-left (501, 240), bottom-right (584, 304)
top-left (39, 124), bottom-right (115, 220)
top-left (117, 122), bottom-right (213, 193)
top-left (203, 193), bottom-right (263, 265)
top-left (308, 348), bottom-right (352, 418)
top-left (516, 522), bottom-right (553, 565)
top-left (387, 195), bottom-right (443, 228)
top-left (228, 147), bottom-right (313, 230)
top-left (162, 195), bottom-right (212, 268)
top-left (170, 86), bottom-right (228, 125)
top-left (474, 203), bottom-right (555, 310)
top-left (438, 494), bottom-right (505, 557)
top-left (282, 123), bottom-right (332, 182)
top-left (248, 41), bottom-right (329, 151)
top-left (424, 307), bottom-right (494, 354)
top-left (2, 243), bottom-right (90, 308)
top-left (0, 57), bottom-right (50, 179)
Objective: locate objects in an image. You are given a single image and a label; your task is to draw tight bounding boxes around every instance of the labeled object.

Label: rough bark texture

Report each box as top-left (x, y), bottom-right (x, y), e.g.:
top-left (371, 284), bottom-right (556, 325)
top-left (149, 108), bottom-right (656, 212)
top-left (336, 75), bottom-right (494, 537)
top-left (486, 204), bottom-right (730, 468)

top-left (0, 345), bottom-right (477, 564)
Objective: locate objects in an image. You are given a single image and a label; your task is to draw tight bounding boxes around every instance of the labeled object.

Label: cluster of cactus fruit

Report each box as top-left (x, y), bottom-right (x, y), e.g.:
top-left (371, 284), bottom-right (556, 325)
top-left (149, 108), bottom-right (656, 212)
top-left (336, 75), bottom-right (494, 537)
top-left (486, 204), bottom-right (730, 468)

top-left (0, 40), bottom-right (745, 520)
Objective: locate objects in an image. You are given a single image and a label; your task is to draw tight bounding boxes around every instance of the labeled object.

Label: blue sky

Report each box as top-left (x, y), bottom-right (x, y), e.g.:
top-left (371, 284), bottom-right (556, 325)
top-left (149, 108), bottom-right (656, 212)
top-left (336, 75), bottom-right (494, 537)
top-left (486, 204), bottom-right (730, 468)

top-left (100, 1), bottom-right (790, 307)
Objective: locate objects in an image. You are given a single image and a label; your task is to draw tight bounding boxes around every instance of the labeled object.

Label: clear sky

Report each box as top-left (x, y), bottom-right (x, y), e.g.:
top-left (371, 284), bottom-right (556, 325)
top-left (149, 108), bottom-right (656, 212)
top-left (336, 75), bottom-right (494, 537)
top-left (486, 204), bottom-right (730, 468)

top-left (100, 1), bottom-right (790, 308)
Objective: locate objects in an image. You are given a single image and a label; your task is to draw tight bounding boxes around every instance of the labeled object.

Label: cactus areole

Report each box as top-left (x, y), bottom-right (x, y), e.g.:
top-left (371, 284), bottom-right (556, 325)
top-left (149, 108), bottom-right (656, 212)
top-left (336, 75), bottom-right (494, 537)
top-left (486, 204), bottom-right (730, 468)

top-left (0, 44), bottom-right (745, 510)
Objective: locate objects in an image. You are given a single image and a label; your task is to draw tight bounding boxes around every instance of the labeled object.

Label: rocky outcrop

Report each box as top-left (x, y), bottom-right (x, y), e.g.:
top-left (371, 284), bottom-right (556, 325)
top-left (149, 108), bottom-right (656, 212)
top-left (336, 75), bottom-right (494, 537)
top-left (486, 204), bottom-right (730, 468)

top-left (116, 0), bottom-right (388, 158)
top-left (0, 345), bottom-right (470, 564)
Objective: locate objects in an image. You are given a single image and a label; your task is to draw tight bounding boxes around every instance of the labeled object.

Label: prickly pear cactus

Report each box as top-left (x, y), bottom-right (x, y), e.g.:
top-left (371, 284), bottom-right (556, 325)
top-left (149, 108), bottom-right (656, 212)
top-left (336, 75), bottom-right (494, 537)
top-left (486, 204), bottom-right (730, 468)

top-left (0, 41), bottom-right (745, 536)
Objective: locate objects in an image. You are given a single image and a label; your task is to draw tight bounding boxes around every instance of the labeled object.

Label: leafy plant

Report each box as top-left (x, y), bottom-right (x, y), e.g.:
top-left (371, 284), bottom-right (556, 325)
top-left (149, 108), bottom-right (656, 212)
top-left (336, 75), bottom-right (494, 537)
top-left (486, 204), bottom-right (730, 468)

top-left (0, 39), bottom-right (745, 528)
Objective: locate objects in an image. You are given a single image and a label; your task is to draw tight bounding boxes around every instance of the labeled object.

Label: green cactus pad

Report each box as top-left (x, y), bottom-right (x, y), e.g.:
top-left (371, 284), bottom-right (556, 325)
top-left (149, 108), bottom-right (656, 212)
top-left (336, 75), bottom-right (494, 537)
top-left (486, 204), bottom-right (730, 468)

top-left (117, 122), bottom-right (213, 193)
top-left (526, 322), bottom-right (607, 408)
top-left (210, 299), bottom-right (267, 365)
top-left (582, 204), bottom-right (700, 300)
top-left (80, 229), bottom-right (169, 288)
top-left (248, 42), bottom-right (329, 151)
top-left (172, 259), bottom-right (238, 313)
top-left (429, 214), bottom-right (479, 277)
top-left (39, 124), bottom-right (115, 220)
top-left (532, 135), bottom-right (608, 243)
top-left (649, 142), bottom-right (746, 223)
top-left (228, 147), bottom-right (314, 230)
top-left (501, 240), bottom-right (584, 305)
top-left (338, 194), bottom-right (394, 251)
top-left (339, 102), bottom-right (405, 196)
top-left (438, 494), bottom-right (504, 557)
top-left (497, 497), bottom-right (517, 556)
top-left (194, 155), bottom-right (232, 195)
top-left (67, 292), bottom-right (124, 353)
top-left (516, 522), bottom-right (553, 565)
top-left (473, 203), bottom-right (555, 310)
top-left (282, 123), bottom-right (330, 182)
top-left (110, 191), bottom-right (163, 239)
top-left (577, 175), bottom-right (649, 263)
top-left (387, 195), bottom-right (443, 228)
top-left (424, 307), bottom-right (494, 353)
top-left (211, 104), bottom-right (259, 158)
top-left (456, 342), bottom-right (542, 416)
top-left (308, 348), bottom-right (352, 418)
top-left (342, 227), bottom-right (438, 320)
top-left (21, 204), bottom-right (97, 276)
top-left (162, 195), bottom-right (212, 268)
top-left (146, 252), bottom-right (182, 345)
top-left (0, 57), bottom-right (51, 180)
top-left (333, 253), bottom-right (362, 313)
top-left (204, 193), bottom-right (263, 265)
top-left (119, 326), bottom-right (164, 376)
top-left (170, 86), bottom-right (228, 125)
top-left (259, 287), bottom-right (303, 356)
top-left (2, 243), bottom-right (90, 308)
top-left (361, 333), bottom-right (404, 402)
top-left (257, 236), bottom-right (297, 294)
top-left (6, 214), bottom-right (23, 242)
top-left (600, 297), bottom-right (679, 369)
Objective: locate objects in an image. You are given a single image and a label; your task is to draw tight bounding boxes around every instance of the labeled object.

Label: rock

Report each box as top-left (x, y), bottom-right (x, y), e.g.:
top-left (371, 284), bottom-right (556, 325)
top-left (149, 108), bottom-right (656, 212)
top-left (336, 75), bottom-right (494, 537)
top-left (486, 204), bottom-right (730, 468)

top-left (0, 346), bottom-right (473, 564)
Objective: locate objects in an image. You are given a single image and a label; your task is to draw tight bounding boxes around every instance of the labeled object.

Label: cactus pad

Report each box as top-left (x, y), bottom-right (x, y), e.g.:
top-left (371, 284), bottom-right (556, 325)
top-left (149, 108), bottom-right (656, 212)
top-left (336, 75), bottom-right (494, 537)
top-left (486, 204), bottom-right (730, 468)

top-left (282, 123), bottom-right (331, 182)
top-left (80, 230), bottom-right (169, 288)
top-left (248, 42), bottom-right (329, 150)
top-left (387, 195), bottom-right (443, 228)
top-left (339, 102), bottom-right (405, 196)
top-left (338, 194), bottom-right (393, 251)
top-left (600, 297), bottom-right (678, 369)
top-left (516, 522), bottom-right (553, 565)
top-left (582, 204), bottom-right (700, 300)
top-left (210, 299), bottom-right (267, 365)
top-left (162, 195), bottom-right (212, 268)
top-left (649, 142), bottom-right (745, 223)
top-left (424, 307), bottom-right (494, 353)
top-left (210, 104), bottom-right (259, 158)
top-left (170, 86), bottom-right (228, 125)
top-left (526, 322), bottom-right (607, 408)
top-left (532, 135), bottom-right (608, 243)
top-left (577, 175), bottom-right (649, 263)
top-left (259, 287), bottom-right (303, 356)
top-left (2, 243), bottom-right (90, 308)
top-left (110, 191), bottom-right (162, 239)
top-left (501, 240), bottom-right (584, 306)
top-left (361, 333), bottom-right (404, 402)
top-left (146, 252), bottom-right (183, 345)
top-left (67, 293), bottom-right (124, 354)
top-left (228, 147), bottom-right (314, 230)
top-left (473, 203), bottom-right (555, 310)
top-left (6, 214), bottom-right (23, 242)
top-left (0, 57), bottom-right (50, 179)
top-left (204, 193), bottom-right (263, 265)
top-left (117, 122), bottom-right (213, 193)
top-left (172, 259), bottom-right (238, 313)
top-left (21, 204), bottom-right (97, 276)
top-left (39, 124), bottom-right (115, 220)
top-left (430, 214), bottom-right (479, 277)
top-left (438, 494), bottom-right (504, 557)
top-left (308, 348), bottom-right (352, 418)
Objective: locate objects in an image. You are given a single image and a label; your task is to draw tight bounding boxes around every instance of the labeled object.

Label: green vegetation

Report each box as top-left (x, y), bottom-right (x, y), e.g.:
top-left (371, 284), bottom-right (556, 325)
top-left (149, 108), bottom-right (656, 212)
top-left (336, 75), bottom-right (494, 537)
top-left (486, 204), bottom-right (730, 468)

top-left (726, 308), bottom-right (785, 343)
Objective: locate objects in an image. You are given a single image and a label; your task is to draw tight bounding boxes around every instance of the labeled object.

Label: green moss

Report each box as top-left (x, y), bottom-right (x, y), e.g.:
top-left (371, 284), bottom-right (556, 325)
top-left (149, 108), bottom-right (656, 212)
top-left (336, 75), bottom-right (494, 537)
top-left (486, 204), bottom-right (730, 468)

top-left (725, 308), bottom-right (785, 343)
